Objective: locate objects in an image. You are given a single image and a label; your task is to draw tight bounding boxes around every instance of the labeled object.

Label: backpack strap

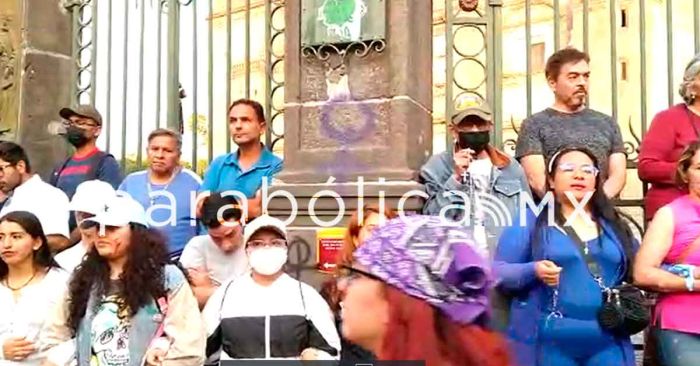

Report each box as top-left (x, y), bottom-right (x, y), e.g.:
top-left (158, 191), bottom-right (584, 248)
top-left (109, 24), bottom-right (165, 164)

top-left (90, 151), bottom-right (112, 180)
top-left (49, 157), bottom-right (72, 186)
top-left (298, 278), bottom-right (308, 319)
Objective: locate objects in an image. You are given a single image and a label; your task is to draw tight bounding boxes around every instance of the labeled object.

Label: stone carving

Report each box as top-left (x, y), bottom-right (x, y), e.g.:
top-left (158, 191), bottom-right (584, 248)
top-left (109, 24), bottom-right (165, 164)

top-left (0, 13), bottom-right (17, 132)
top-left (459, 0), bottom-right (479, 12)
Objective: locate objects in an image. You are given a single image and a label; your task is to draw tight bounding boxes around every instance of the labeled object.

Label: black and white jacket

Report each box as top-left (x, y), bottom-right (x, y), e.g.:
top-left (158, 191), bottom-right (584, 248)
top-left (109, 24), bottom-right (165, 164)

top-left (203, 272), bottom-right (341, 363)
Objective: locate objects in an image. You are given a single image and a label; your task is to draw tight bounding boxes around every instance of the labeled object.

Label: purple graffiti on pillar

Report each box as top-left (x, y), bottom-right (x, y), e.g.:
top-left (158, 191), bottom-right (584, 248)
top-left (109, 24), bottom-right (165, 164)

top-left (317, 71), bottom-right (377, 182)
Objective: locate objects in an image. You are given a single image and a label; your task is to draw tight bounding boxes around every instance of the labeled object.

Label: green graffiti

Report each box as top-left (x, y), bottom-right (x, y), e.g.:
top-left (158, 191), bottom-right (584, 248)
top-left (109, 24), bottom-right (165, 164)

top-left (321, 0), bottom-right (356, 26)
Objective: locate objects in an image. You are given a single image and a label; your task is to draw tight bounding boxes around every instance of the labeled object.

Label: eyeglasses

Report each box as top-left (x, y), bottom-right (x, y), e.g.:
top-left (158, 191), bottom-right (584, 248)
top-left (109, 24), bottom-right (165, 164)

top-left (63, 119), bottom-right (98, 128)
top-left (246, 238), bottom-right (287, 249)
top-left (557, 162), bottom-right (599, 176)
top-left (337, 265), bottom-right (383, 286)
top-left (0, 163), bottom-right (14, 176)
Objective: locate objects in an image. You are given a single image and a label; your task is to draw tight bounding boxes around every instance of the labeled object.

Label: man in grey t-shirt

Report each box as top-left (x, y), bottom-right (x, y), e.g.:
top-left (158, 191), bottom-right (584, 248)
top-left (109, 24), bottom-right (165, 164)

top-left (516, 48), bottom-right (627, 198)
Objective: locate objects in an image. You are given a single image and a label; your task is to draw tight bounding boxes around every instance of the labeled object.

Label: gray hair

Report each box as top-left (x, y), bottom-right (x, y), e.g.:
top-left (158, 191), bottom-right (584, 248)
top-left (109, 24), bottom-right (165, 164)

top-left (147, 128), bottom-right (182, 152)
top-left (680, 52), bottom-right (700, 104)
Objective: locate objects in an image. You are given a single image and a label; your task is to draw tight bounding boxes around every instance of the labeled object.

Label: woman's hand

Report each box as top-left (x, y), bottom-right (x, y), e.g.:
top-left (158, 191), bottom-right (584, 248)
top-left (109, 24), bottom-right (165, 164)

top-left (300, 348), bottom-right (320, 360)
top-left (144, 348), bottom-right (167, 366)
top-left (535, 260), bottom-right (562, 287)
top-left (2, 337), bottom-right (36, 361)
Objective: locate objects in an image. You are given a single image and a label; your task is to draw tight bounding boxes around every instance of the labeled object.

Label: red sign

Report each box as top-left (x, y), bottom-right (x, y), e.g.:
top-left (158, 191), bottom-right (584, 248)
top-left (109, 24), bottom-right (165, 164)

top-left (317, 228), bottom-right (346, 273)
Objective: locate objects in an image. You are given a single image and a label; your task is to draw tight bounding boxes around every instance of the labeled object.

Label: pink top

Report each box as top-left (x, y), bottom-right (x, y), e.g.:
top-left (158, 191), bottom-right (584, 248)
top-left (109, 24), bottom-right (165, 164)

top-left (657, 195), bottom-right (700, 334)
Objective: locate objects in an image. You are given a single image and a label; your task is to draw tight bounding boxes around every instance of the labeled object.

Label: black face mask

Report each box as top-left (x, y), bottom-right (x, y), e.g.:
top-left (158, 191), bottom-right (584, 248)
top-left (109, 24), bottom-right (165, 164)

top-left (64, 125), bottom-right (90, 148)
top-left (457, 130), bottom-right (490, 153)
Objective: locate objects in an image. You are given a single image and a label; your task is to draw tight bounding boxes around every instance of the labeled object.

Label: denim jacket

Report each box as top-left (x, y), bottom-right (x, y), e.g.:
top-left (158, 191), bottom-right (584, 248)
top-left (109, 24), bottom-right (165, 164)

top-left (419, 145), bottom-right (531, 255)
top-left (41, 264), bottom-right (205, 366)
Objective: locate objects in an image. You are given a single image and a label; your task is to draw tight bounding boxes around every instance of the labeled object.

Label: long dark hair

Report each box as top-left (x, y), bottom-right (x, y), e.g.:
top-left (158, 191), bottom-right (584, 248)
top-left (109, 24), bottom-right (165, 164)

top-left (67, 224), bottom-right (169, 331)
top-left (0, 211), bottom-right (58, 279)
top-left (531, 147), bottom-right (636, 280)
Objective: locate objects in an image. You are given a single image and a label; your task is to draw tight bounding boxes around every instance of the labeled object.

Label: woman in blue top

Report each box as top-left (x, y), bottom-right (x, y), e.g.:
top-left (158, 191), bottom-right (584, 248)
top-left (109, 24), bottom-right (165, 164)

top-left (494, 147), bottom-right (638, 366)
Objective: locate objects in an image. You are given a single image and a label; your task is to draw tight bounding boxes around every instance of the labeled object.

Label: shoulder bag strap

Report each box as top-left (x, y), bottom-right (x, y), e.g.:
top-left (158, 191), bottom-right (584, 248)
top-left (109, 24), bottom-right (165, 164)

top-left (557, 213), bottom-right (604, 282)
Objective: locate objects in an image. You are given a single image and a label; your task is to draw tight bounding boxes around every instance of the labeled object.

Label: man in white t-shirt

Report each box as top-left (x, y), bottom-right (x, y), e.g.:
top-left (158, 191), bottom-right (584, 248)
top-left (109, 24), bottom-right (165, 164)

top-left (180, 193), bottom-right (248, 308)
top-left (55, 180), bottom-right (116, 272)
top-left (0, 142), bottom-right (70, 252)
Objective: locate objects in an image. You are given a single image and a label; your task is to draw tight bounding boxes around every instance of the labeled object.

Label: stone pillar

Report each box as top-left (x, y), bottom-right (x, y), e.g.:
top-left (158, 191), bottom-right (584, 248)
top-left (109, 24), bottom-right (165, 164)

top-left (0, 0), bottom-right (72, 178)
top-left (270, 0), bottom-right (432, 288)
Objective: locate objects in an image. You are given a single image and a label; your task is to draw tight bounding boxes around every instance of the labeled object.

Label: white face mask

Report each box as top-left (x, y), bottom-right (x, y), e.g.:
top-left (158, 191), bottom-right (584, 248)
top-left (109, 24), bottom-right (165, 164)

top-left (248, 246), bottom-right (288, 275)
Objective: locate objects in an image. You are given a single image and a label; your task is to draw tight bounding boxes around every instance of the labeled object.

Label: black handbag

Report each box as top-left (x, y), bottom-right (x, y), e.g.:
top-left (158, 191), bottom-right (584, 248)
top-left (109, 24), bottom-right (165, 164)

top-left (560, 221), bottom-right (650, 336)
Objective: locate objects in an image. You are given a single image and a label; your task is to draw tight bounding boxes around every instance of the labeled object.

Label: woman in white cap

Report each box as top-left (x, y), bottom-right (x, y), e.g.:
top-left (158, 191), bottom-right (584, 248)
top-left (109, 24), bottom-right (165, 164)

top-left (0, 211), bottom-right (69, 365)
top-left (40, 194), bottom-right (205, 366)
top-left (55, 180), bottom-right (115, 273)
top-left (203, 214), bottom-right (341, 364)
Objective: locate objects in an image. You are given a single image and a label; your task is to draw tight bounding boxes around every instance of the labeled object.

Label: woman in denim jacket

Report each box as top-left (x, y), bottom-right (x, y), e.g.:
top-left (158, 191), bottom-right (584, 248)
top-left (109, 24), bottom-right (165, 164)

top-left (40, 194), bottom-right (205, 366)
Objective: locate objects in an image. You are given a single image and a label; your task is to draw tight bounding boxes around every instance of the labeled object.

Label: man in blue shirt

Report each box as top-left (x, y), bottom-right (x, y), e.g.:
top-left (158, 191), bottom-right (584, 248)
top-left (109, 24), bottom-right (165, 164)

top-left (200, 99), bottom-right (283, 218)
top-left (51, 105), bottom-right (123, 244)
top-left (119, 128), bottom-right (201, 258)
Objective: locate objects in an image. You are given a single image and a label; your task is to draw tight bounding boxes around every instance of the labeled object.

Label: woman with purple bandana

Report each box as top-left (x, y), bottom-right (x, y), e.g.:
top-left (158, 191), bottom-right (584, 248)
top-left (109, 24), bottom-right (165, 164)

top-left (338, 215), bottom-right (511, 365)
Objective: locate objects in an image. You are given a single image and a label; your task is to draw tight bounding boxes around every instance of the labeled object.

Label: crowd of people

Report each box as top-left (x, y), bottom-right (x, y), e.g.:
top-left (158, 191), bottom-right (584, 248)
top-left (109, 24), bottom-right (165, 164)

top-left (0, 46), bottom-right (699, 366)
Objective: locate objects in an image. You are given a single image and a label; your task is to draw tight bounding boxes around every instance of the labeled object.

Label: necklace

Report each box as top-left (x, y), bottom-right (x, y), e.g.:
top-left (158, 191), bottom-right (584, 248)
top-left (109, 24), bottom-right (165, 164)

top-left (5, 269), bottom-right (36, 291)
top-left (147, 166), bottom-right (180, 206)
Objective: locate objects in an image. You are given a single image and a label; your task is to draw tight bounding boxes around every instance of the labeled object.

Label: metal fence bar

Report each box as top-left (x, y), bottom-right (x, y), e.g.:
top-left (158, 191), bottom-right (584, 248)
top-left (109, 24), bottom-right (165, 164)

top-left (226, 0), bottom-right (232, 153)
top-left (192, 0), bottom-right (199, 171)
top-left (245, 0), bottom-right (251, 100)
top-left (583, 0), bottom-right (589, 54)
top-left (208, 0), bottom-right (214, 162)
top-left (639, 0), bottom-right (647, 133)
top-left (696, 0), bottom-right (700, 53)
top-left (156, 0), bottom-right (164, 128)
top-left (264, 0), bottom-right (272, 147)
top-left (667, 0), bottom-right (674, 107)
top-left (525, 0), bottom-right (532, 117)
top-left (493, 0), bottom-right (503, 149)
top-left (553, 0), bottom-right (560, 51)
top-left (167, 0), bottom-right (181, 131)
top-left (89, 0), bottom-right (99, 106)
top-left (71, 5), bottom-right (79, 107)
top-left (445, 0), bottom-right (455, 149)
top-left (105, 0), bottom-right (113, 152)
top-left (610, 0), bottom-right (618, 124)
top-left (137, 1), bottom-right (146, 169)
top-left (120, 0), bottom-right (130, 170)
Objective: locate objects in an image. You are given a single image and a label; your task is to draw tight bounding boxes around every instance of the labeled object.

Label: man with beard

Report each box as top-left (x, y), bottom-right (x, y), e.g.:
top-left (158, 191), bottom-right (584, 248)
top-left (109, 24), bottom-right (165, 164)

top-left (50, 105), bottom-right (122, 244)
top-left (516, 48), bottom-right (627, 199)
top-left (180, 193), bottom-right (248, 308)
top-left (200, 99), bottom-right (283, 219)
top-left (119, 128), bottom-right (202, 258)
top-left (0, 142), bottom-right (71, 252)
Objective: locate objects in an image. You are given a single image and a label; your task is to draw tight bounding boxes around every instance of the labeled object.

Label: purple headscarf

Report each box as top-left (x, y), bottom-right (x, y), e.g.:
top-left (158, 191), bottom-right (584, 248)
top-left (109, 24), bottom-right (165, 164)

top-left (353, 215), bottom-right (494, 325)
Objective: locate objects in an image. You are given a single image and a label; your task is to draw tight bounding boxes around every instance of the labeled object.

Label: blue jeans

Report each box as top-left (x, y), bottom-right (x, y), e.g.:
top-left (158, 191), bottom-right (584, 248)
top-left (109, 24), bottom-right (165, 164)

top-left (656, 328), bottom-right (700, 366)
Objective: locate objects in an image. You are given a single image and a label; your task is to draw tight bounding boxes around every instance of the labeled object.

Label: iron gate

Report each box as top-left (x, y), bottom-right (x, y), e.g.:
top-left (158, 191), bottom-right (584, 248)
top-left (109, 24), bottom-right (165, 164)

top-left (66, 0), bottom-right (700, 238)
top-left (65, 0), bottom-right (285, 175)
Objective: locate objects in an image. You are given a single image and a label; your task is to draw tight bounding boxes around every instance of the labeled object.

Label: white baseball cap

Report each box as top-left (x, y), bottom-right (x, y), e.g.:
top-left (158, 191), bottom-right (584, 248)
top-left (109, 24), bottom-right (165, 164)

top-left (243, 214), bottom-right (287, 246)
top-left (83, 193), bottom-right (149, 228)
top-left (69, 180), bottom-right (116, 215)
